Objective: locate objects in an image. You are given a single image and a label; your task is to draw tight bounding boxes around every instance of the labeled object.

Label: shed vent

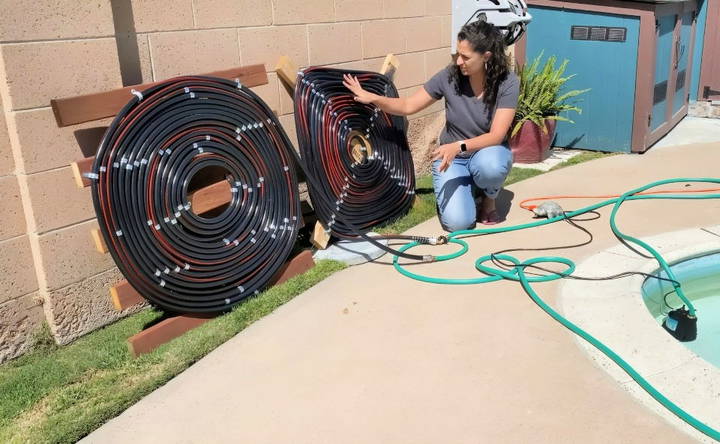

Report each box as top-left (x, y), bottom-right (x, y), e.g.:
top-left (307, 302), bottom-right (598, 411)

top-left (654, 81), bottom-right (668, 105)
top-left (676, 70), bottom-right (687, 91)
top-left (571, 26), bottom-right (627, 43)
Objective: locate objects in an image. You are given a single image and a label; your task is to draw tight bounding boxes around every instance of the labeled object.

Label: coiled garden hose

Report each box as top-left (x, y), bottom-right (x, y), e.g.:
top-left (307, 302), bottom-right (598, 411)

top-left (393, 178), bottom-right (720, 441)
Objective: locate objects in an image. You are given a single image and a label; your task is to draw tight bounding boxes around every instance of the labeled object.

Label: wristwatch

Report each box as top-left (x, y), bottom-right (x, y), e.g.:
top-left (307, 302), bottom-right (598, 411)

top-left (459, 142), bottom-right (467, 153)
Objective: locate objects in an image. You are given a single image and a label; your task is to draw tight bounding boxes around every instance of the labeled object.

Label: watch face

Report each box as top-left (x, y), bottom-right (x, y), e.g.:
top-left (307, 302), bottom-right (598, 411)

top-left (460, 143), bottom-right (467, 152)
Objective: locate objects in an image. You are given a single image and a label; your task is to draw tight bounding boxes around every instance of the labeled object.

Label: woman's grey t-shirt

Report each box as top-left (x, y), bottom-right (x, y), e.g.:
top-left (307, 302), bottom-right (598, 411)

top-left (423, 68), bottom-right (520, 156)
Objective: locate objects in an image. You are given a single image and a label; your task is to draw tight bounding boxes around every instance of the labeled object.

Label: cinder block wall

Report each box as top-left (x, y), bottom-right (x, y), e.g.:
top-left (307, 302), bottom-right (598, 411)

top-left (0, 0), bottom-right (452, 362)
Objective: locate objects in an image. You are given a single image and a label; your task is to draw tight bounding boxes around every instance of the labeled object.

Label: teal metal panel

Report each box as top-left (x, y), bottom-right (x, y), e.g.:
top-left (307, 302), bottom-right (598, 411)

top-left (691, 0), bottom-right (707, 101)
top-left (651, 15), bottom-right (675, 130)
top-left (525, 7), bottom-right (640, 152)
top-left (673, 11), bottom-right (693, 114)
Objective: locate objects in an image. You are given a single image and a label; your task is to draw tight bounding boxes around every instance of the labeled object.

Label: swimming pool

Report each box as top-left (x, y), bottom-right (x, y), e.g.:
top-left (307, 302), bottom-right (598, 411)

top-left (642, 251), bottom-right (720, 368)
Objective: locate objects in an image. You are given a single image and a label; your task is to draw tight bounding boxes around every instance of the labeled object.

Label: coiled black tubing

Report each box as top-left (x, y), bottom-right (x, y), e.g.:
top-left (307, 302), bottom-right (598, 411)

top-left (91, 73), bottom-right (433, 313)
top-left (92, 76), bottom-right (301, 313)
top-left (294, 67), bottom-right (416, 238)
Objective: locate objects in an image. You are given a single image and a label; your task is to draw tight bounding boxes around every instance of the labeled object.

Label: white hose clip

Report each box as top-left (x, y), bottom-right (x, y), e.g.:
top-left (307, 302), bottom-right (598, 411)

top-left (131, 89), bottom-right (144, 101)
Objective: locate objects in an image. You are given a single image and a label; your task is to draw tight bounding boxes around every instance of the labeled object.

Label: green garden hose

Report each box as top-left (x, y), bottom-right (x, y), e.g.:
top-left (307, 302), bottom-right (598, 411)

top-left (393, 178), bottom-right (720, 441)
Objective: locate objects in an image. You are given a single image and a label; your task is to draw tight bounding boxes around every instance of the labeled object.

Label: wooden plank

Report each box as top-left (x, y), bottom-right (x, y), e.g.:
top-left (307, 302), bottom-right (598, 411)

top-left (380, 54), bottom-right (400, 78)
top-left (91, 228), bottom-right (108, 254)
top-left (51, 64), bottom-right (268, 127)
top-left (311, 221), bottom-right (331, 250)
top-left (71, 157), bottom-right (95, 188)
top-left (189, 180), bottom-right (232, 215)
top-left (270, 249), bottom-right (315, 286)
top-left (110, 280), bottom-right (146, 311)
top-left (129, 314), bottom-right (213, 357)
top-left (276, 56), bottom-right (299, 90)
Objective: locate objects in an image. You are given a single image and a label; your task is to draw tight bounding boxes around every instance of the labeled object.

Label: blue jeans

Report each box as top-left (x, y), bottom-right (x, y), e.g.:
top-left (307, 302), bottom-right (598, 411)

top-left (431, 145), bottom-right (513, 232)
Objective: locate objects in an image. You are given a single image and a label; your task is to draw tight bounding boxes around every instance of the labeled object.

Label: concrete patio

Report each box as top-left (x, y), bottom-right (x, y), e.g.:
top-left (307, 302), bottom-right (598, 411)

top-left (83, 140), bottom-right (720, 443)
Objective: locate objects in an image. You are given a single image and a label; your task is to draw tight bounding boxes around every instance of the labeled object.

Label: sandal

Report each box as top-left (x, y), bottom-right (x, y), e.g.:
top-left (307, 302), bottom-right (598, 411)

top-left (480, 209), bottom-right (502, 225)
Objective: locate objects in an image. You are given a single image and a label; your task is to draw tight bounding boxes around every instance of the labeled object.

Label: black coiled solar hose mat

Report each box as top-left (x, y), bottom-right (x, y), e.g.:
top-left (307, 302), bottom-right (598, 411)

top-left (294, 67), bottom-right (416, 239)
top-left (92, 76), bottom-right (301, 313)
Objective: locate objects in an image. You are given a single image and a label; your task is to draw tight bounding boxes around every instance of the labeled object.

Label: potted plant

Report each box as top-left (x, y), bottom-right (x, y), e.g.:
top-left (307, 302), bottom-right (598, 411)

top-left (509, 53), bottom-right (589, 163)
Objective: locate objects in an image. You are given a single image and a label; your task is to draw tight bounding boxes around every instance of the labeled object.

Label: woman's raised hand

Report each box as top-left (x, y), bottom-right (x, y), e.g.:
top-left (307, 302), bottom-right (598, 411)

top-left (342, 74), bottom-right (376, 104)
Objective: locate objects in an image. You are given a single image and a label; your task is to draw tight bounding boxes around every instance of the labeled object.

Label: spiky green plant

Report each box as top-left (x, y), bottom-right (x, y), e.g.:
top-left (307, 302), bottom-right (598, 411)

top-left (511, 53), bottom-right (590, 137)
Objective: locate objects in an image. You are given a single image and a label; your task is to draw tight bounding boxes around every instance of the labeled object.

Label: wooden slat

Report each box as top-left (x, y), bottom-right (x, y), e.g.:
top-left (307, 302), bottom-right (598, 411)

top-left (276, 56), bottom-right (299, 90)
top-left (51, 64), bottom-right (268, 127)
top-left (311, 221), bottom-right (331, 250)
top-left (129, 314), bottom-right (213, 357)
top-left (91, 228), bottom-right (108, 254)
top-left (189, 180), bottom-right (232, 215)
top-left (380, 54), bottom-right (400, 78)
top-left (71, 157), bottom-right (95, 188)
top-left (110, 280), bottom-right (146, 311)
top-left (270, 249), bottom-right (315, 286)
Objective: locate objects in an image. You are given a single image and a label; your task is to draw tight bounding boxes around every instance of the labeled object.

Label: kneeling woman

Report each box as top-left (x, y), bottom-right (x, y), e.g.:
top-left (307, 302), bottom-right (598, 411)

top-left (343, 20), bottom-right (519, 232)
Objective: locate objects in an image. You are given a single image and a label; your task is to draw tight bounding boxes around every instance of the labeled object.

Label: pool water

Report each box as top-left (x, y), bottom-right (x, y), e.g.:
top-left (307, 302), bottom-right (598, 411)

top-left (642, 252), bottom-right (720, 368)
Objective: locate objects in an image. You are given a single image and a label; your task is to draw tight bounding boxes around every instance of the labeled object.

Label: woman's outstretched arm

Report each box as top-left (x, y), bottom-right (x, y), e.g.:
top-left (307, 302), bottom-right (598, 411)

top-left (342, 74), bottom-right (437, 117)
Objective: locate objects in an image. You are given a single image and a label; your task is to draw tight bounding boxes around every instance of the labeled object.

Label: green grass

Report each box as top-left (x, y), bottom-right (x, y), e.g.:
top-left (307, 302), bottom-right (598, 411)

top-left (0, 148), bottom-right (614, 444)
top-left (549, 150), bottom-right (617, 171)
top-left (0, 260), bottom-right (345, 444)
top-left (376, 166), bottom-right (545, 234)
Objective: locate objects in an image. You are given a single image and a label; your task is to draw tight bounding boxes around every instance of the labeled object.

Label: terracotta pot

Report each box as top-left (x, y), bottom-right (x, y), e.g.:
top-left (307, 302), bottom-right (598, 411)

top-left (509, 119), bottom-right (557, 164)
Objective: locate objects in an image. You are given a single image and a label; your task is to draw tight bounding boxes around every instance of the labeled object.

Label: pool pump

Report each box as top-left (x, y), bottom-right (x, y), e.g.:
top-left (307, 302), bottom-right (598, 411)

top-left (662, 306), bottom-right (697, 342)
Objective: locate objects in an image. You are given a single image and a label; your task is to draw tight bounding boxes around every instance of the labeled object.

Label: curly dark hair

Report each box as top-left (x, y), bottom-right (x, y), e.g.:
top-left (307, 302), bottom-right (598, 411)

top-left (449, 20), bottom-right (511, 112)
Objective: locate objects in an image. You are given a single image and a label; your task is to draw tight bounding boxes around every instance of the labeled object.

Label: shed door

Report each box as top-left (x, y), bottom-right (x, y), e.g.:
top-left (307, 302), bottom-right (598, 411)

top-left (672, 11), bottom-right (694, 116)
top-left (651, 15), bottom-right (676, 131)
top-left (699, 0), bottom-right (720, 100)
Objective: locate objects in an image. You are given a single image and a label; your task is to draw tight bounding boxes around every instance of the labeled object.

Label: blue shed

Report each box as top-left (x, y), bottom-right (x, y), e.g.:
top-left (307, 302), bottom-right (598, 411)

top-left (517, 0), bottom-right (701, 153)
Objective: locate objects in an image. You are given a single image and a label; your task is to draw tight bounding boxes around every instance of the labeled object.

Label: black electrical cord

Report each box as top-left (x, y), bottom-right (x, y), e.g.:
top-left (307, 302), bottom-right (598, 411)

top-left (294, 68), bottom-right (427, 252)
top-left (92, 76), bottom-right (301, 313)
top-left (488, 212), bottom-right (682, 287)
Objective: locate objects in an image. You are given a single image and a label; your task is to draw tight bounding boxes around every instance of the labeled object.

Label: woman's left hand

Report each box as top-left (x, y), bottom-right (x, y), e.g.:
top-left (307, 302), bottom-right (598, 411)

top-left (432, 143), bottom-right (461, 173)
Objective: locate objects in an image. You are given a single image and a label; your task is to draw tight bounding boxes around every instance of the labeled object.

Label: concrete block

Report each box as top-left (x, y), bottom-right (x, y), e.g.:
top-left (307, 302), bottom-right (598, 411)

top-left (238, 25), bottom-right (308, 72)
top-left (25, 167), bottom-right (94, 234)
top-left (394, 52), bottom-right (426, 89)
top-left (406, 111), bottom-right (445, 175)
top-left (425, 0), bottom-right (451, 16)
top-left (12, 108), bottom-right (112, 174)
top-left (279, 81), bottom-right (296, 116)
top-left (0, 176), bottom-right (26, 241)
top-left (334, 0), bottom-right (383, 21)
top-left (361, 19), bottom-right (406, 59)
top-left (0, 106), bottom-right (13, 177)
top-left (1, 39), bottom-right (122, 111)
top-left (136, 34), bottom-right (153, 83)
top-left (37, 220), bottom-right (115, 291)
top-left (405, 17), bottom-right (444, 52)
top-left (425, 48), bottom-right (452, 78)
top-left (116, 33), bottom-right (154, 86)
top-left (0, 236), bottom-right (39, 303)
top-left (149, 30), bottom-right (241, 81)
top-left (251, 72), bottom-right (280, 115)
top-left (333, 57), bottom-right (384, 73)
top-left (278, 113), bottom-right (299, 152)
top-left (195, 0), bottom-right (272, 28)
top-left (308, 23), bottom-right (362, 66)
top-left (382, 0), bottom-right (424, 18)
top-left (131, 0), bottom-right (194, 33)
top-left (0, 0), bottom-right (114, 42)
top-left (442, 15), bottom-right (452, 45)
top-left (273, 0), bottom-right (334, 25)
top-left (45, 267), bottom-right (144, 345)
top-left (401, 85), bottom-right (445, 118)
top-left (0, 292), bottom-right (44, 364)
